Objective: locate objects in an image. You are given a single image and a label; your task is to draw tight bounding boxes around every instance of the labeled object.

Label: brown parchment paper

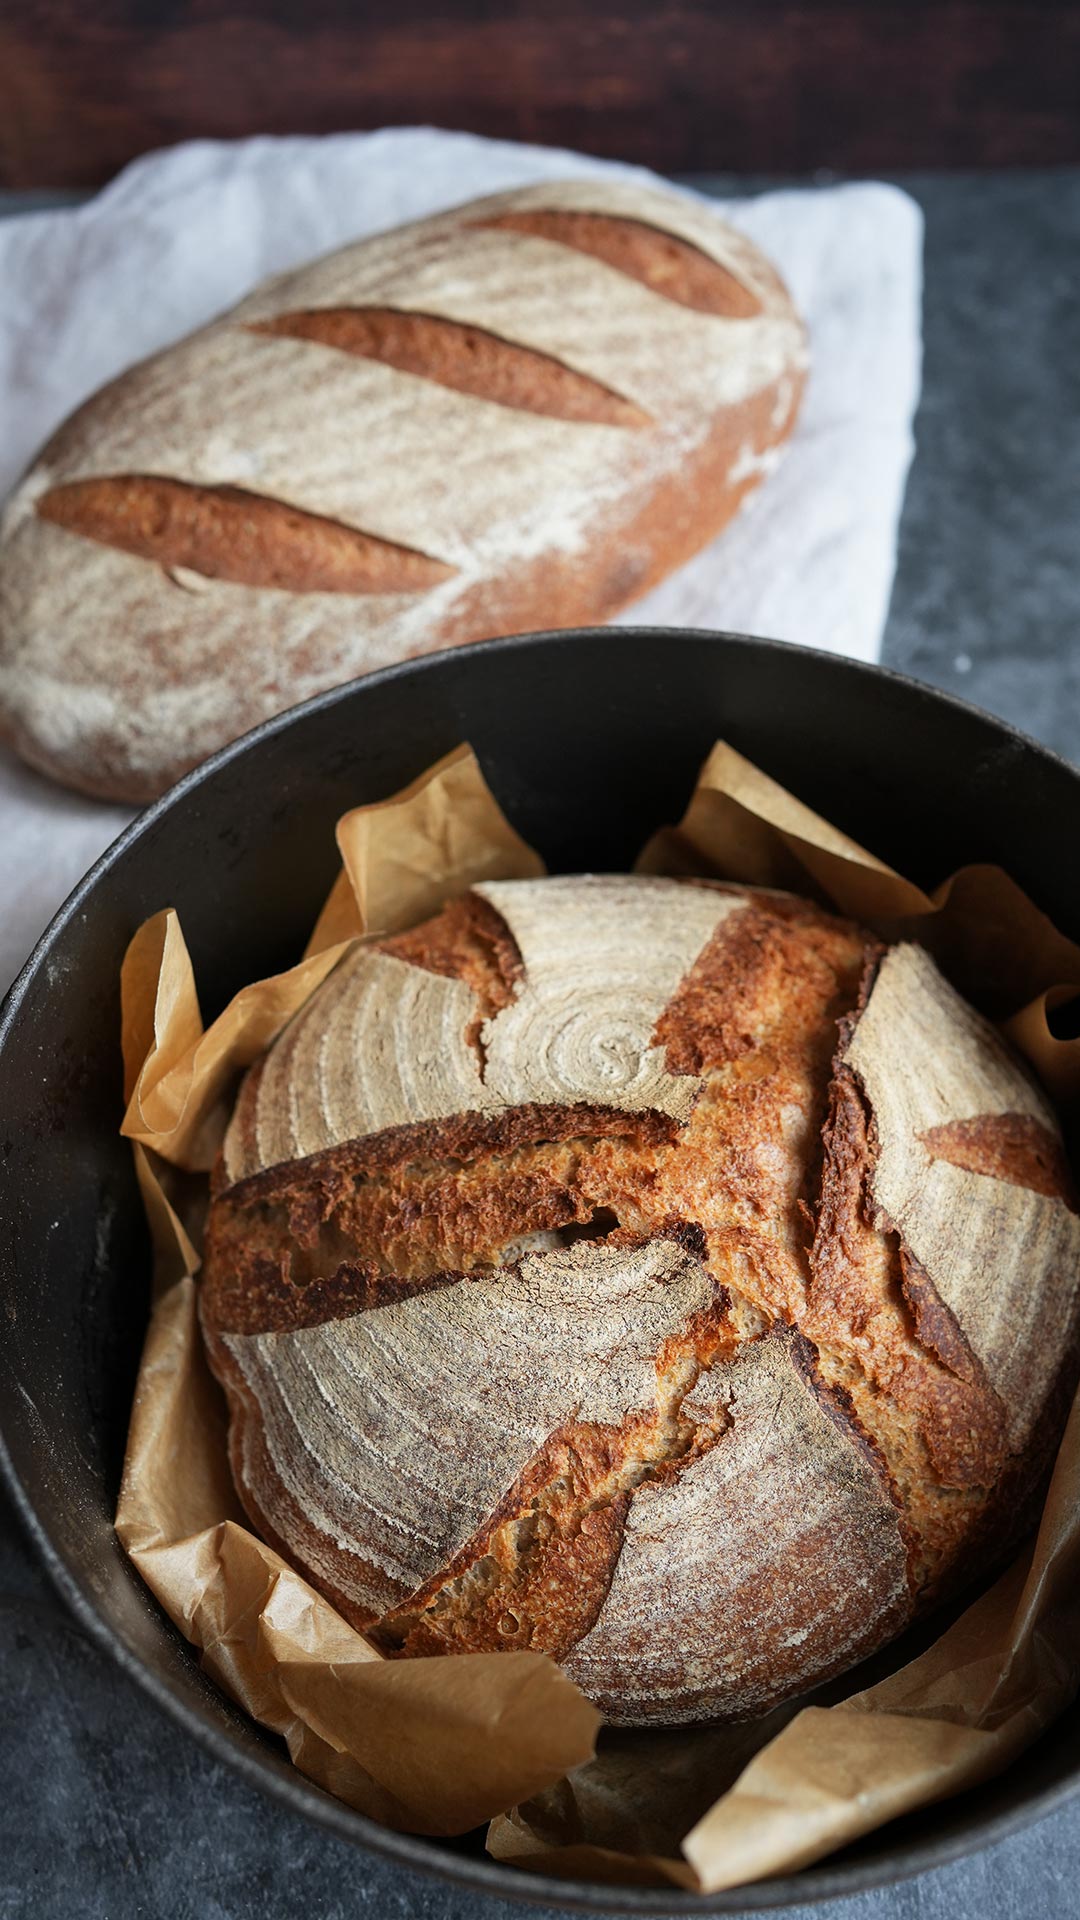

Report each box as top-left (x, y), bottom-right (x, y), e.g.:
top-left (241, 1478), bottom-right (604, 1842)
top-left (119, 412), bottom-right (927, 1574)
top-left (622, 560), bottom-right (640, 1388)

top-left (114, 736), bottom-right (1080, 1888)
top-left (116, 747), bottom-right (600, 1836)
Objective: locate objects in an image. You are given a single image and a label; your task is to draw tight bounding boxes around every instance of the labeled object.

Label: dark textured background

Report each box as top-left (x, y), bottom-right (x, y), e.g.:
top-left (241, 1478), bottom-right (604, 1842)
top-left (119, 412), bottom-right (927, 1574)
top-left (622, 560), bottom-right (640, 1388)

top-left (3, 1), bottom-right (1080, 186)
top-left (1, 166), bottom-right (1079, 1916)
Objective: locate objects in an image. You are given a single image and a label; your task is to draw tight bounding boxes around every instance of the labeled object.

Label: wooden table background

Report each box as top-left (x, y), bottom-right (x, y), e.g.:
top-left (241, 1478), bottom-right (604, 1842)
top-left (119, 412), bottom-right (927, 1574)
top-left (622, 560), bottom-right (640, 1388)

top-left (2, 0), bottom-right (1080, 189)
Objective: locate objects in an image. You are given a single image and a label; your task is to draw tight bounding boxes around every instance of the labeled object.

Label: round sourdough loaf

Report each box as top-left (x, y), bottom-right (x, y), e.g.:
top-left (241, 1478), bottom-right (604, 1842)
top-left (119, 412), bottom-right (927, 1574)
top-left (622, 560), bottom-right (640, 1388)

top-left (0, 179), bottom-right (805, 802)
top-left (199, 876), bottom-right (1080, 1726)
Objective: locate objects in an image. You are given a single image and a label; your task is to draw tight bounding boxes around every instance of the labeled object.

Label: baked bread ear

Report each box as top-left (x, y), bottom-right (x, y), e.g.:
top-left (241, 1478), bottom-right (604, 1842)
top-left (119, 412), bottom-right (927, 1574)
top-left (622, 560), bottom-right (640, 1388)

top-left (199, 876), bottom-right (1080, 1725)
top-left (0, 180), bottom-right (805, 802)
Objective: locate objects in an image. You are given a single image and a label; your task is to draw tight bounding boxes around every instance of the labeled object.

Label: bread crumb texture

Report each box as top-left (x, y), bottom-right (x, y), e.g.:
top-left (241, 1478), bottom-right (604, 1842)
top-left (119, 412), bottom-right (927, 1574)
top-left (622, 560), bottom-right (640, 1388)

top-left (200, 876), bottom-right (1080, 1725)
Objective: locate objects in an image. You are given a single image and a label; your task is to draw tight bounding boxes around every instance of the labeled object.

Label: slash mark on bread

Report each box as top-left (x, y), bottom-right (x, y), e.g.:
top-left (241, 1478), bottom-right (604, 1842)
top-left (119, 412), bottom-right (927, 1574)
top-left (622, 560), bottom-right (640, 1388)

top-left (250, 308), bottom-right (652, 428)
top-left (37, 476), bottom-right (456, 594)
top-left (371, 1284), bottom-right (735, 1661)
top-left (918, 1112), bottom-right (1078, 1210)
top-left (473, 209), bottom-right (765, 318)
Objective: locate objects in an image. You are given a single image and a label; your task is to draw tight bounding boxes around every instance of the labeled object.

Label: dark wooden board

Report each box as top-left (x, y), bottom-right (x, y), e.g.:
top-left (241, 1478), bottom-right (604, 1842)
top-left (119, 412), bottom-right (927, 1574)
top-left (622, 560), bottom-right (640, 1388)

top-left (2, 0), bottom-right (1079, 188)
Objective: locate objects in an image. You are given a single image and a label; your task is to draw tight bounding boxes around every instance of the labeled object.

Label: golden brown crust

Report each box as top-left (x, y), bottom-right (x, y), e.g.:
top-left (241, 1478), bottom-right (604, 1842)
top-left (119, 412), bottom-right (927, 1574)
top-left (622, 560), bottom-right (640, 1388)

top-left (918, 1112), bottom-right (1077, 1211)
top-left (471, 209), bottom-right (767, 318)
top-left (804, 1059), bottom-right (1008, 1529)
top-left (655, 891), bottom-right (849, 1075)
top-left (896, 1241), bottom-right (985, 1384)
top-left (249, 307), bottom-right (653, 427)
top-left (644, 895), bottom-right (870, 1327)
top-left (36, 476), bottom-right (456, 594)
top-left (218, 1098), bottom-right (679, 1208)
top-left (202, 1107), bottom-right (680, 1335)
top-left (378, 1422), bottom-right (643, 1663)
top-left (198, 877), bottom-right (1080, 1725)
top-left (376, 889), bottom-right (524, 1059)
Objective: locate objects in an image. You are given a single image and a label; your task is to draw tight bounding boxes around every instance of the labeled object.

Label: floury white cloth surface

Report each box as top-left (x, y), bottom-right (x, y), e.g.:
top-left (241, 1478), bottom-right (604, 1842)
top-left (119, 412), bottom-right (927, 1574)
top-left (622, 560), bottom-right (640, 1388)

top-left (0, 129), bottom-right (923, 992)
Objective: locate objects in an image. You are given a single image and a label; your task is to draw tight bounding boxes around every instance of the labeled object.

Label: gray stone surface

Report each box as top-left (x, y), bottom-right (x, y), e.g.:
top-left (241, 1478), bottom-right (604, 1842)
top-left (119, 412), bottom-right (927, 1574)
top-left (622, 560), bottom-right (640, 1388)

top-left (883, 170), bottom-right (1080, 762)
top-left (2, 168), bottom-right (1079, 1918)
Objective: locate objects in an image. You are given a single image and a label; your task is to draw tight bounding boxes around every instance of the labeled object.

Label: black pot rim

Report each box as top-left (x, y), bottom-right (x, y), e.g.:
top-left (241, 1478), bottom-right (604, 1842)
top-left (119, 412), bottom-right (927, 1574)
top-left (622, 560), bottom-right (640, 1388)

top-left (1, 624), bottom-right (1078, 1914)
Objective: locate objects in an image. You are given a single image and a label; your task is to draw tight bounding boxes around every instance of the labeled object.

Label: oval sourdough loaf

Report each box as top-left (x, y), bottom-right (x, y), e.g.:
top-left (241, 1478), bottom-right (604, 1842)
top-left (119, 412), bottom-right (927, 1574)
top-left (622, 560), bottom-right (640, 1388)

top-left (199, 875), bottom-right (1080, 1726)
top-left (0, 182), bottom-right (805, 803)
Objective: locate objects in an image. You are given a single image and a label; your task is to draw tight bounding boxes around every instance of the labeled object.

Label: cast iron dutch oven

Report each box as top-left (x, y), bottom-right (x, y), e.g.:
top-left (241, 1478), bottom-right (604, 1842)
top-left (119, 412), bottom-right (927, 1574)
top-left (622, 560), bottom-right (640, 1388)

top-left (1, 629), bottom-right (1079, 1913)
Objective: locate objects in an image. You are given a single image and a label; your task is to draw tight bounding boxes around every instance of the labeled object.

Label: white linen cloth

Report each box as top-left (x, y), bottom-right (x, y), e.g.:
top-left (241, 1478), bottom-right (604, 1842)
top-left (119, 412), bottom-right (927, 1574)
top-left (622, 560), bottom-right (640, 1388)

top-left (0, 129), bottom-right (923, 992)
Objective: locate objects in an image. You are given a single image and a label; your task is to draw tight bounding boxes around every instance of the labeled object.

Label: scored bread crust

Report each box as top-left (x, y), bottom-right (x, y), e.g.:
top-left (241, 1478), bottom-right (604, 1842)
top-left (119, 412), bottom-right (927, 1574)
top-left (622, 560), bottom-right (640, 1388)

top-left (199, 876), bottom-right (1080, 1726)
top-left (0, 179), bottom-right (806, 802)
